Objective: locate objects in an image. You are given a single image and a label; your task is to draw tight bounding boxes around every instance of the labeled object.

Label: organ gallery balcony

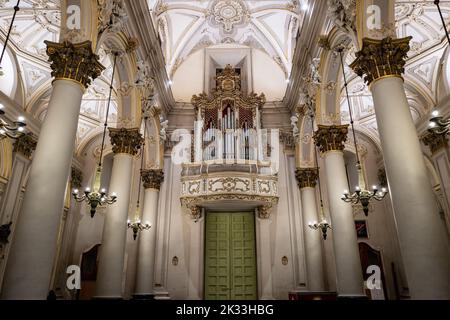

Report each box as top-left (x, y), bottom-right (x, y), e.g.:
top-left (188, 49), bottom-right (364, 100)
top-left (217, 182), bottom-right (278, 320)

top-left (180, 162), bottom-right (279, 220)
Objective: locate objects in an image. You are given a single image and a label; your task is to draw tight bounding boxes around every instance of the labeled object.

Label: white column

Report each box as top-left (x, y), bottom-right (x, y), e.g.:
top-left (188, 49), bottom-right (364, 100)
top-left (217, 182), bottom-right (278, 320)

top-left (315, 125), bottom-right (365, 298)
top-left (95, 128), bottom-right (142, 299)
top-left (0, 136), bottom-right (35, 289)
top-left (1, 82), bottom-right (84, 300)
top-left (324, 151), bottom-right (365, 297)
top-left (256, 211), bottom-right (274, 300)
top-left (134, 170), bottom-right (164, 298)
top-left (296, 168), bottom-right (325, 292)
top-left (371, 77), bottom-right (450, 299)
top-left (0, 41), bottom-right (103, 300)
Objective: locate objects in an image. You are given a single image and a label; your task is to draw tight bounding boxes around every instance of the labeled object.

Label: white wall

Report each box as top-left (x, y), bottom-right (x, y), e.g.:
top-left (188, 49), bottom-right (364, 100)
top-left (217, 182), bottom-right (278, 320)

top-left (171, 46), bottom-right (287, 103)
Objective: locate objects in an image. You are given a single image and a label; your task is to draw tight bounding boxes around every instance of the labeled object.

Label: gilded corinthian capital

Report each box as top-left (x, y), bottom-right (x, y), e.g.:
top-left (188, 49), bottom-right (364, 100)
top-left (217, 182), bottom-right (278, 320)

top-left (45, 41), bottom-right (105, 88)
top-left (109, 128), bottom-right (143, 156)
top-left (141, 169), bottom-right (164, 190)
top-left (350, 37), bottom-right (412, 86)
top-left (421, 131), bottom-right (448, 155)
top-left (13, 133), bottom-right (37, 159)
top-left (295, 168), bottom-right (319, 189)
top-left (313, 125), bottom-right (349, 153)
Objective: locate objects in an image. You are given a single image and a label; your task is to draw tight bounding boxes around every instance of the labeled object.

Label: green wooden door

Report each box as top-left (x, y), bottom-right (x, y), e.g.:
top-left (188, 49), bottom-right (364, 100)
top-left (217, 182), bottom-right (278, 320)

top-left (205, 212), bottom-right (257, 300)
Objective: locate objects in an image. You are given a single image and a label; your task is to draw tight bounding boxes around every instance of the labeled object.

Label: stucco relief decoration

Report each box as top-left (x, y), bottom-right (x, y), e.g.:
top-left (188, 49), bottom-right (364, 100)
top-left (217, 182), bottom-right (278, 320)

top-left (135, 60), bottom-right (154, 94)
top-left (98, 0), bottom-right (128, 35)
top-left (209, 177), bottom-right (251, 193)
top-left (210, 0), bottom-right (248, 33)
top-left (327, 0), bottom-right (357, 46)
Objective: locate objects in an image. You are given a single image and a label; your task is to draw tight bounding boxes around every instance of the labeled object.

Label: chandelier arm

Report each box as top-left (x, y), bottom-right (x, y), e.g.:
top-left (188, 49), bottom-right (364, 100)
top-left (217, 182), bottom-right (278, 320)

top-left (0, 0), bottom-right (20, 67)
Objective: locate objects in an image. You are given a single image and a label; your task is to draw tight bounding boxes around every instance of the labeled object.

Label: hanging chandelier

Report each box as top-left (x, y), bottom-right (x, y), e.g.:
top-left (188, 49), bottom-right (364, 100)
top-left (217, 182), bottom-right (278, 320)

top-left (429, 110), bottom-right (450, 136)
top-left (0, 104), bottom-right (26, 139)
top-left (127, 116), bottom-right (151, 240)
top-left (337, 49), bottom-right (387, 216)
top-left (72, 52), bottom-right (119, 217)
top-left (0, 0), bottom-right (20, 76)
top-left (309, 114), bottom-right (332, 240)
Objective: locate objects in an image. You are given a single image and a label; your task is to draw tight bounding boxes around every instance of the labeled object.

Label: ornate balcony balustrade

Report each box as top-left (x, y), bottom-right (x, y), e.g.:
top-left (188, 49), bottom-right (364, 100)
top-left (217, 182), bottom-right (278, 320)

top-left (180, 163), bottom-right (278, 220)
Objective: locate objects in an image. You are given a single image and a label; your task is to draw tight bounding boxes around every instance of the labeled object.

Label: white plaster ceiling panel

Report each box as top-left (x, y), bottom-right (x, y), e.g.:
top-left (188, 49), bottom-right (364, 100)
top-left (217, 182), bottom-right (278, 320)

top-left (76, 119), bottom-right (98, 147)
top-left (396, 1), bottom-right (450, 56)
top-left (18, 59), bottom-right (51, 99)
top-left (0, 0), bottom-right (60, 59)
top-left (405, 46), bottom-right (445, 104)
top-left (152, 0), bottom-right (302, 79)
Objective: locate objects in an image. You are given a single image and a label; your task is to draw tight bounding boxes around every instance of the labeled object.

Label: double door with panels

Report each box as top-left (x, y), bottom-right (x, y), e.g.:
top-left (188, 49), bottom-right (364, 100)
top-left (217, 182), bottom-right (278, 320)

top-left (205, 212), bottom-right (257, 300)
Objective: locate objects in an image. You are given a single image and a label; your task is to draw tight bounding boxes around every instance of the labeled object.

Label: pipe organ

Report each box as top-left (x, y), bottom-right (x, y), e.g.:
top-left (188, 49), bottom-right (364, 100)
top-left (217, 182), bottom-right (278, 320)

top-left (192, 65), bottom-right (266, 162)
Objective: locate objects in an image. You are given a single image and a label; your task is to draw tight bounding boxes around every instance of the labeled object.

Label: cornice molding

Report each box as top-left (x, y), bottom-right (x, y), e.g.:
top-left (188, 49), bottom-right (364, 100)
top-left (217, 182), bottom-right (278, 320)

top-left (125, 0), bottom-right (175, 114)
top-left (283, 0), bottom-right (329, 112)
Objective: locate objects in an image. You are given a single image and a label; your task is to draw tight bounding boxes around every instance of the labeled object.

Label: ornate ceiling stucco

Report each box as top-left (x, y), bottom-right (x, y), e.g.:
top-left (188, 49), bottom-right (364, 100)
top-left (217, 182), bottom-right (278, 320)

top-left (149, 0), bottom-right (303, 79)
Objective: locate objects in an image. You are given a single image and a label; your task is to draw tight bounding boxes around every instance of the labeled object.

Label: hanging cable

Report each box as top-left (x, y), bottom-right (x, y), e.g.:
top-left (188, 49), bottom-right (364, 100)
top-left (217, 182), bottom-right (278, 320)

top-left (338, 49), bottom-right (361, 169)
top-left (72, 52), bottom-right (119, 218)
top-left (308, 113), bottom-right (331, 240)
top-left (127, 115), bottom-right (151, 241)
top-left (0, 0), bottom-right (20, 72)
top-left (338, 48), bottom-right (387, 216)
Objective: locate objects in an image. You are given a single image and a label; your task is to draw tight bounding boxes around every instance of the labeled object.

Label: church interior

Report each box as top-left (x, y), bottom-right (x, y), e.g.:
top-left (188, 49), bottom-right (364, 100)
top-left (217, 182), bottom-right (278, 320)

top-left (0, 0), bottom-right (449, 301)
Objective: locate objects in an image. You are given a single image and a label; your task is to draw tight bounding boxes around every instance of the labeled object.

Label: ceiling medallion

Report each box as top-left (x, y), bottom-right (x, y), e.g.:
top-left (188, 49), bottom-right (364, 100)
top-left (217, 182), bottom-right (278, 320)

top-left (211, 0), bottom-right (248, 33)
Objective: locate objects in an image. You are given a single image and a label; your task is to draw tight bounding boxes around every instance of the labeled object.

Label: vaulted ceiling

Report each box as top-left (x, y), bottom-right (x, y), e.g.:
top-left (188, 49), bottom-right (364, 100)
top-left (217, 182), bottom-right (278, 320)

top-left (1, 0), bottom-right (450, 156)
top-left (149, 0), bottom-right (304, 80)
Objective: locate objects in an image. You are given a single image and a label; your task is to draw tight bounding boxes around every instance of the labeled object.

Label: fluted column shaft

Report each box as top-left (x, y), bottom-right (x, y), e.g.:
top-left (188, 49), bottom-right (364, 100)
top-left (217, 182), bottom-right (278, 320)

top-left (134, 170), bottom-right (164, 298)
top-left (314, 125), bottom-right (365, 298)
top-left (295, 168), bottom-right (325, 292)
top-left (95, 128), bottom-right (143, 299)
top-left (1, 41), bottom-right (103, 300)
top-left (351, 37), bottom-right (450, 299)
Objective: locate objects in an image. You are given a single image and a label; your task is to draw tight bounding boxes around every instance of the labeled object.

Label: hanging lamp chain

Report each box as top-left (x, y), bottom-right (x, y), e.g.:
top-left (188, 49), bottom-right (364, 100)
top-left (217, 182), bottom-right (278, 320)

top-left (98, 52), bottom-right (118, 168)
top-left (338, 49), bottom-right (361, 169)
top-left (135, 116), bottom-right (148, 212)
top-left (310, 115), bottom-right (325, 213)
top-left (0, 0), bottom-right (20, 68)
